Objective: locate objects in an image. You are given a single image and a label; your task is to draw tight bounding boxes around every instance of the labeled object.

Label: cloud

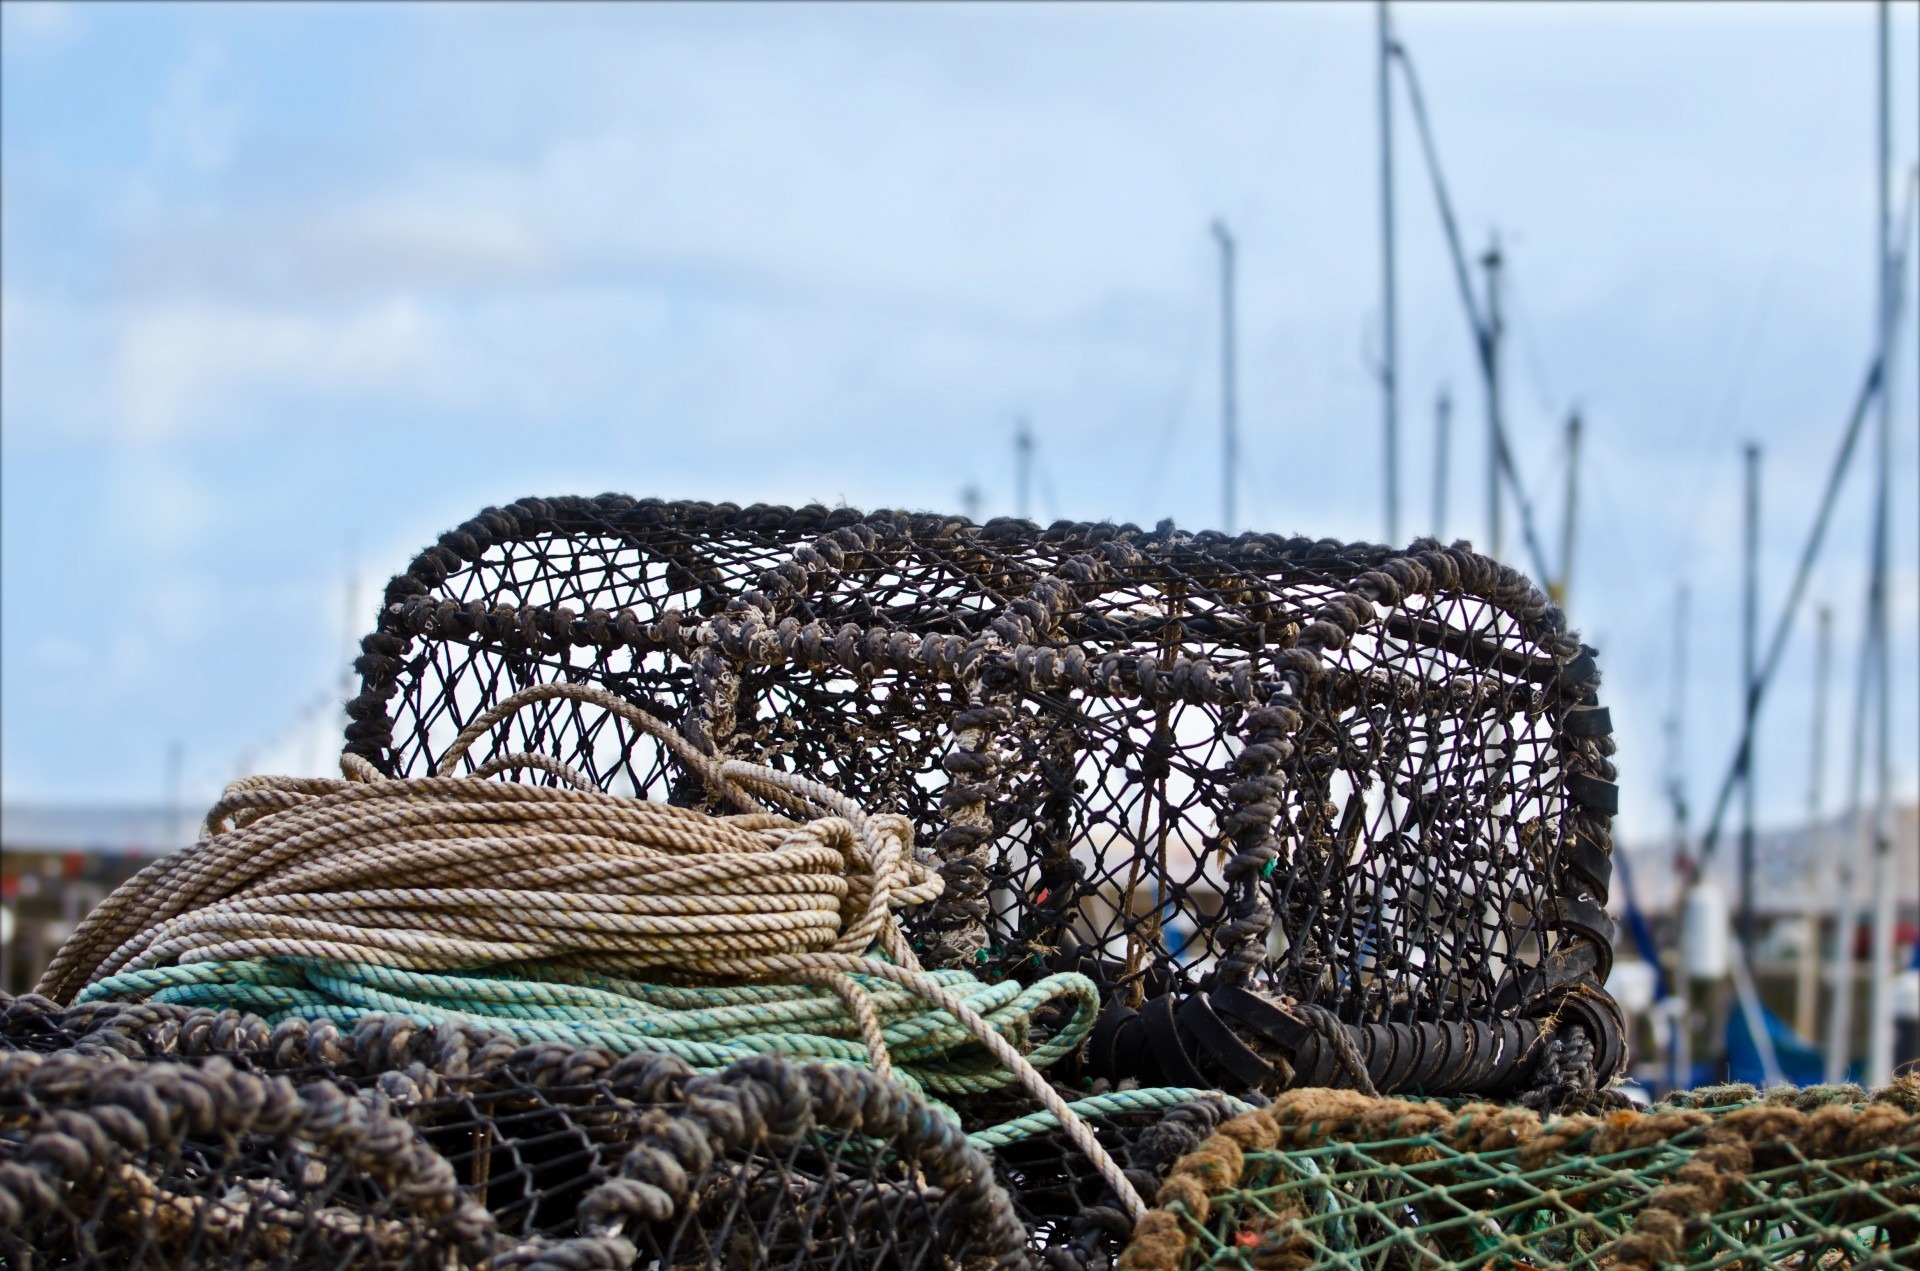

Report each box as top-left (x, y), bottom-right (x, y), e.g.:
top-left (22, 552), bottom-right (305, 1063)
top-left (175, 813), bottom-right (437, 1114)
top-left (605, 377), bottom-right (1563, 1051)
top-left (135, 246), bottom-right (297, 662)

top-left (114, 194), bottom-right (552, 304)
top-left (141, 40), bottom-right (240, 179)
top-left (114, 296), bottom-right (437, 440)
top-left (1, 2), bottom-right (80, 52)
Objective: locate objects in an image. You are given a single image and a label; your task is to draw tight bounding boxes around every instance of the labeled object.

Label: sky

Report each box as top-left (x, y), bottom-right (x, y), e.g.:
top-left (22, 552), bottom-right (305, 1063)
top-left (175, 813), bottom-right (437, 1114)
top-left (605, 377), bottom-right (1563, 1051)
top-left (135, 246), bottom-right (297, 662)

top-left (3, 1), bottom-right (1918, 856)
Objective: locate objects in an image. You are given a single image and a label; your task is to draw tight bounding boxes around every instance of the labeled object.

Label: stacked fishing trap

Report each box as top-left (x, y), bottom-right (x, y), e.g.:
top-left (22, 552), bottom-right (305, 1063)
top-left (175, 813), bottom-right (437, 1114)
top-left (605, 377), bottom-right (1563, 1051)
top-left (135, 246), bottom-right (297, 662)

top-left (341, 495), bottom-right (1624, 1102)
top-left (12, 494), bottom-right (1908, 1268)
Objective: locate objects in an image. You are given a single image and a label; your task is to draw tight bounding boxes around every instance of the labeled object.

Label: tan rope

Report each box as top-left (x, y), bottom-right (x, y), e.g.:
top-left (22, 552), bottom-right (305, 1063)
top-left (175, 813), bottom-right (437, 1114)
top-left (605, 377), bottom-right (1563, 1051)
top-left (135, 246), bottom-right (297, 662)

top-left (39, 681), bottom-right (1147, 1219)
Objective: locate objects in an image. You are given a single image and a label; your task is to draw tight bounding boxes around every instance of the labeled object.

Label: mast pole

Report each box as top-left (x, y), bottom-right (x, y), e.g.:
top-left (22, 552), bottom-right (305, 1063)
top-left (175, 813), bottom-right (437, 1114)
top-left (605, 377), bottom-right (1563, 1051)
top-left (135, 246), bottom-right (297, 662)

top-left (1553, 409), bottom-right (1581, 608)
top-left (1740, 443), bottom-right (1761, 957)
top-left (1797, 606), bottom-right (1833, 1040)
top-left (1482, 235), bottom-right (1504, 560)
top-left (1379, 0), bottom-right (1399, 545)
top-left (1214, 221), bottom-right (1238, 535)
top-left (1865, 0), bottom-right (1896, 1087)
top-left (1015, 419), bottom-right (1033, 521)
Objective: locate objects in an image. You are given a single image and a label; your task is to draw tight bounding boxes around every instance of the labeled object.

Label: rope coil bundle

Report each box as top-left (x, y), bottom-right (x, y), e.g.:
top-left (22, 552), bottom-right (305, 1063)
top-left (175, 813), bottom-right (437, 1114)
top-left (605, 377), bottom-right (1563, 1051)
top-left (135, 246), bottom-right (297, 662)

top-left (42, 682), bottom-right (937, 992)
top-left (73, 960), bottom-right (1101, 1096)
top-left (40, 682), bottom-right (1151, 1218)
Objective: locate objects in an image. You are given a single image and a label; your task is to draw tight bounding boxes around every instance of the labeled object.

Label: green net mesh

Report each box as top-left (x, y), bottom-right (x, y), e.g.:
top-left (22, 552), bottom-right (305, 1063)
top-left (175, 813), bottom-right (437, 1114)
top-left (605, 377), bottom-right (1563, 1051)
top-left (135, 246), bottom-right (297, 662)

top-left (1119, 1083), bottom-right (1920, 1271)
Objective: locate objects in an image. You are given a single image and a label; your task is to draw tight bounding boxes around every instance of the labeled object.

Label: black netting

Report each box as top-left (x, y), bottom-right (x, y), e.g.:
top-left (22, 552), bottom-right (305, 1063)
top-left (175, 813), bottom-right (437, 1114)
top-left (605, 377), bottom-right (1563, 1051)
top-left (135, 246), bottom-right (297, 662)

top-left (343, 497), bottom-right (1621, 1100)
top-left (1, 995), bottom-right (1215, 1271)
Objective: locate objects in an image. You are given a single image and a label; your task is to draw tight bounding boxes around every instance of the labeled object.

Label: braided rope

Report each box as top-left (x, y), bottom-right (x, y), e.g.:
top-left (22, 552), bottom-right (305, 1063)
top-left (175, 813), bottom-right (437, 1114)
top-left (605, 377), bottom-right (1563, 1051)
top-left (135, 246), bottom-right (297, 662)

top-left (966, 1088), bottom-right (1258, 1152)
top-left (74, 959), bottom-right (1099, 1096)
top-left (42, 682), bottom-right (1149, 1219)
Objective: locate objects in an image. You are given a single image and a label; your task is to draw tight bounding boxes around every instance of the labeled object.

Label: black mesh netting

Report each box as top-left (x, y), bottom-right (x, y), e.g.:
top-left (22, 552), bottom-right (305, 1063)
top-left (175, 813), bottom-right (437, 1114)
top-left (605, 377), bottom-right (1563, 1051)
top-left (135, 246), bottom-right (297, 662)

top-left (345, 497), bottom-right (1621, 1101)
top-left (0, 995), bottom-right (1227, 1271)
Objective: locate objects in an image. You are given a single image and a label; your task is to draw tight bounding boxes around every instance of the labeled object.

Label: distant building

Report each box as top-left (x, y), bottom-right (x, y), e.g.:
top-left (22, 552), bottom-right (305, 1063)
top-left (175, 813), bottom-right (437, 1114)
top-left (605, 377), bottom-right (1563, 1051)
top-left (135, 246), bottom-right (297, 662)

top-left (1, 803), bottom-right (193, 996)
top-left (1615, 804), bottom-right (1919, 919)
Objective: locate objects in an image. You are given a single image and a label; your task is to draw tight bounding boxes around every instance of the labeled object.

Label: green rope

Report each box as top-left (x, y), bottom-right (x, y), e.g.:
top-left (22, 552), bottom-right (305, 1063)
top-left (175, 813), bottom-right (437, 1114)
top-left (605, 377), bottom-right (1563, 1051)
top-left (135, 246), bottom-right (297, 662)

top-left (966, 1087), bottom-right (1258, 1150)
top-left (78, 957), bottom-right (1101, 1096)
top-left (84, 957), bottom-right (1248, 1152)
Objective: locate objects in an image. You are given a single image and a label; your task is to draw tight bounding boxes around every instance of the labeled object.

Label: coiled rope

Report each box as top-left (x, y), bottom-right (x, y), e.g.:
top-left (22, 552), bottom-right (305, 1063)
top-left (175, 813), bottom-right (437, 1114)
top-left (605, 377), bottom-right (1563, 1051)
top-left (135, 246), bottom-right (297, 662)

top-left (41, 681), bottom-right (1149, 1219)
top-left (74, 959), bottom-right (1099, 1097)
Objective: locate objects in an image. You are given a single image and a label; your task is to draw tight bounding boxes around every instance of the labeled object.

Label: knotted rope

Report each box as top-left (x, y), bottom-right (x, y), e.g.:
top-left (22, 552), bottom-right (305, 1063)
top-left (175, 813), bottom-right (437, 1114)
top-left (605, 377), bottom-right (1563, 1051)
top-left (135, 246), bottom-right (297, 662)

top-left (42, 682), bottom-right (1148, 1219)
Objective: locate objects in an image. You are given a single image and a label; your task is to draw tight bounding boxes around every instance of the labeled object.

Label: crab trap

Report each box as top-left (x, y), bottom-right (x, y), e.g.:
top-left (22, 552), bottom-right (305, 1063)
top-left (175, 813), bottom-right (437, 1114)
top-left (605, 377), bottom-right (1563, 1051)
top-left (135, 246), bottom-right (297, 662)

top-left (0, 996), bottom-right (1236, 1271)
top-left (345, 496), bottom-right (1624, 1104)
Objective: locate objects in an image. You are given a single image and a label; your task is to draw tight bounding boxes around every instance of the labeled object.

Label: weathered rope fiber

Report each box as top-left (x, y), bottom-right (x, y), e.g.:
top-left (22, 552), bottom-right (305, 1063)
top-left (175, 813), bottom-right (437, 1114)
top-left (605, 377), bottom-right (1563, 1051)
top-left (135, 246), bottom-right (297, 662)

top-left (40, 683), bottom-right (935, 994)
top-left (74, 958), bottom-right (1099, 1096)
top-left (42, 681), bottom-right (1150, 1219)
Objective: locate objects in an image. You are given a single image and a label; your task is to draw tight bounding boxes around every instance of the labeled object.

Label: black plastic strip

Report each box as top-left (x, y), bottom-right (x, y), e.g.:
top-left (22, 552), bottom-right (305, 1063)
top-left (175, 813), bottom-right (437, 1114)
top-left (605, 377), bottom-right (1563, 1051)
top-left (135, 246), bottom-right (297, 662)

top-left (1429, 1022), bottom-right (1475, 1091)
top-left (1459, 1020), bottom-right (1497, 1091)
top-left (1141, 994), bottom-right (1207, 1088)
top-left (1468, 1020), bottom-right (1512, 1094)
top-left (1491, 969), bottom-right (1524, 1016)
top-left (1361, 1023), bottom-right (1396, 1089)
top-left (1088, 1004), bottom-right (1139, 1081)
top-left (1406, 1023), bottom-right (1448, 1089)
top-left (1379, 1024), bottom-right (1421, 1091)
top-left (1382, 612), bottom-right (1562, 683)
top-left (1555, 895), bottom-right (1617, 947)
top-left (1562, 836), bottom-right (1612, 903)
top-left (1565, 705), bottom-right (1612, 736)
top-left (1483, 1019), bottom-right (1531, 1092)
top-left (1179, 994), bottom-right (1275, 1090)
top-left (1527, 942), bottom-right (1602, 1002)
top-left (1211, 985), bottom-right (1313, 1050)
top-left (1293, 1032), bottom-right (1335, 1087)
top-left (1567, 771), bottom-right (1619, 817)
top-left (1558, 649), bottom-right (1597, 687)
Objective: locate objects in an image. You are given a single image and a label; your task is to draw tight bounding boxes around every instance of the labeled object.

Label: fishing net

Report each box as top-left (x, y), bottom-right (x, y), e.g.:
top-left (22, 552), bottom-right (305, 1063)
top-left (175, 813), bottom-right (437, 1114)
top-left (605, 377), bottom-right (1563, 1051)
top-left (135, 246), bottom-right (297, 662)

top-left (16, 995), bottom-right (1917, 1271)
top-left (0, 993), bottom-right (1227, 1271)
top-left (346, 497), bottom-right (1621, 1102)
top-left (1119, 1082), bottom-right (1920, 1271)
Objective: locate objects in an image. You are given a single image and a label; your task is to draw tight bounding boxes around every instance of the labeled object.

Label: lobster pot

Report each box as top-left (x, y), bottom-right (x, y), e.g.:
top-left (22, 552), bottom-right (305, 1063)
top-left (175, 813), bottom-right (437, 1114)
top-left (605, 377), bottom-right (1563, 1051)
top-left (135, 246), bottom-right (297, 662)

top-left (348, 497), bottom-right (1622, 1099)
top-left (0, 995), bottom-right (1228, 1271)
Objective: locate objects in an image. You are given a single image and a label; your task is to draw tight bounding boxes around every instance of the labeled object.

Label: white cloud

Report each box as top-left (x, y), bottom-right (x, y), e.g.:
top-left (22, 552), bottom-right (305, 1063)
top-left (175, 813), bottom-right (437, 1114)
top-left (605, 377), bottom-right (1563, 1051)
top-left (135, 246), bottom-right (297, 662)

top-left (142, 40), bottom-right (241, 178)
top-left (1, 2), bottom-right (80, 52)
top-left (326, 195), bottom-right (547, 284)
top-left (114, 296), bottom-right (437, 440)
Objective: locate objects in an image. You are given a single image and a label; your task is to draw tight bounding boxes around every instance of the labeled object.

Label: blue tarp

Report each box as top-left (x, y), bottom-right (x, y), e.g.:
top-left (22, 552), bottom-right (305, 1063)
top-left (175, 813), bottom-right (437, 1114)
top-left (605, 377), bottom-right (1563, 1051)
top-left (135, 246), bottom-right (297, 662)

top-left (1725, 999), bottom-right (1833, 1088)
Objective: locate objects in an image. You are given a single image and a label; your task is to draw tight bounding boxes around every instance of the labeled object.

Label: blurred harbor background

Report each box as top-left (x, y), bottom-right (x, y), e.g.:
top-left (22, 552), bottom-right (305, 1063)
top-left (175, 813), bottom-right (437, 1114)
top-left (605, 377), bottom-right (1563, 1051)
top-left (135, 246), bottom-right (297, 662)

top-left (4, 1), bottom-right (1918, 1089)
